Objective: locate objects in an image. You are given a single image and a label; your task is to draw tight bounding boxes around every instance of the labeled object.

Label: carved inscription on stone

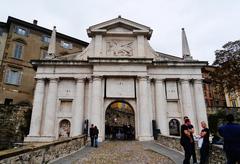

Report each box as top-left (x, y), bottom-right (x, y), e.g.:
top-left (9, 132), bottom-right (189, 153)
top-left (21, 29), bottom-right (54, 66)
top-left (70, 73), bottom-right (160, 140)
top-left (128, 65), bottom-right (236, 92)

top-left (106, 40), bottom-right (133, 56)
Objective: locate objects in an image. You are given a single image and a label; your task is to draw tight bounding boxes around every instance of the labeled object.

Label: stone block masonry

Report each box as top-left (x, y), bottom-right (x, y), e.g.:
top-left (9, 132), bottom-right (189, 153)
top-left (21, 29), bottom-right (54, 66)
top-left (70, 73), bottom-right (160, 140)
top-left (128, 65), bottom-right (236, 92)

top-left (0, 135), bottom-right (87, 163)
top-left (157, 134), bottom-right (226, 163)
top-left (0, 105), bottom-right (32, 150)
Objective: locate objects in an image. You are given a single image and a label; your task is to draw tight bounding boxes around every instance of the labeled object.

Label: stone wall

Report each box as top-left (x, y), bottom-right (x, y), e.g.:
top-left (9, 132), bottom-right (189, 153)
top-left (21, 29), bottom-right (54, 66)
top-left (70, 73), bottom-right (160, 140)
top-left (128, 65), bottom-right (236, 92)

top-left (0, 105), bottom-right (32, 150)
top-left (157, 135), bottom-right (226, 163)
top-left (0, 135), bottom-right (87, 163)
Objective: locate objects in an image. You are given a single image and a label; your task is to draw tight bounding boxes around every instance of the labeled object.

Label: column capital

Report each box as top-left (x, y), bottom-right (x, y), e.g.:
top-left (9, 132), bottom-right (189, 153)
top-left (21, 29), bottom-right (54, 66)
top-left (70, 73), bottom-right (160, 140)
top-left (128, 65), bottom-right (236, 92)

top-left (92, 75), bottom-right (102, 81)
top-left (75, 77), bottom-right (85, 83)
top-left (155, 78), bottom-right (165, 83)
top-left (180, 79), bottom-right (190, 83)
top-left (35, 78), bottom-right (45, 83)
top-left (137, 76), bottom-right (149, 81)
top-left (194, 79), bottom-right (203, 84)
top-left (48, 77), bottom-right (59, 82)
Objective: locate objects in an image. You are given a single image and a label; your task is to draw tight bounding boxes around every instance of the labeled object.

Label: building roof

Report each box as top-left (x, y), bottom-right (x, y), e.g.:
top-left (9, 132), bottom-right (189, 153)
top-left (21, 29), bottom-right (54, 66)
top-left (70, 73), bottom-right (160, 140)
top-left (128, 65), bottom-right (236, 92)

top-left (6, 16), bottom-right (89, 46)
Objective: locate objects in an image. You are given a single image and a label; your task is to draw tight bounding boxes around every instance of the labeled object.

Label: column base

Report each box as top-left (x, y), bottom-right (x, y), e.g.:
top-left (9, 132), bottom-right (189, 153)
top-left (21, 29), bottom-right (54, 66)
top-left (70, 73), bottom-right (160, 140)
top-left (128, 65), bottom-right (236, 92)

top-left (24, 136), bottom-right (56, 142)
top-left (138, 136), bottom-right (154, 141)
top-left (97, 136), bottom-right (103, 142)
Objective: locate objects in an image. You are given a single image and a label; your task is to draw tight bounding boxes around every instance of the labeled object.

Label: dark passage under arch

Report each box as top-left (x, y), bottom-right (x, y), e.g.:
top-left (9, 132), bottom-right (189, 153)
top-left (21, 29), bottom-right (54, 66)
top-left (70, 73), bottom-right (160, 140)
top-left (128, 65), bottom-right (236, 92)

top-left (105, 100), bottom-right (135, 140)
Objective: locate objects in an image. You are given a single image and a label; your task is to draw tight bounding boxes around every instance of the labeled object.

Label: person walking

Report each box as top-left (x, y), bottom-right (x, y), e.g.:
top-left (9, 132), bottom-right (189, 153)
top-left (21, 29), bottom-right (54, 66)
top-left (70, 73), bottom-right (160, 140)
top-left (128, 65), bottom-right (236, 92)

top-left (181, 118), bottom-right (194, 164)
top-left (218, 114), bottom-right (240, 164)
top-left (94, 126), bottom-right (99, 148)
top-left (90, 124), bottom-right (95, 147)
top-left (184, 116), bottom-right (197, 164)
top-left (199, 121), bottom-right (210, 164)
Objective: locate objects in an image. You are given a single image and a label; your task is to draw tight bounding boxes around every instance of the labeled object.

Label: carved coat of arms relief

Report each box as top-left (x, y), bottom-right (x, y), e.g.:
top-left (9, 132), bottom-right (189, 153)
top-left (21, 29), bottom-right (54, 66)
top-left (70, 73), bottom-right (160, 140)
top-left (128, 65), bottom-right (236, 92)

top-left (106, 40), bottom-right (133, 56)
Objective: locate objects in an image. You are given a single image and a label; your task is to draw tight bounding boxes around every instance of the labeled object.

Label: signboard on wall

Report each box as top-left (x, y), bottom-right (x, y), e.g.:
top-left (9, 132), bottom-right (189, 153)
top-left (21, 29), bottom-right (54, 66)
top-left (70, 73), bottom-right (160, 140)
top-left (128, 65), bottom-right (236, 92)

top-left (105, 77), bottom-right (135, 98)
top-left (165, 81), bottom-right (179, 100)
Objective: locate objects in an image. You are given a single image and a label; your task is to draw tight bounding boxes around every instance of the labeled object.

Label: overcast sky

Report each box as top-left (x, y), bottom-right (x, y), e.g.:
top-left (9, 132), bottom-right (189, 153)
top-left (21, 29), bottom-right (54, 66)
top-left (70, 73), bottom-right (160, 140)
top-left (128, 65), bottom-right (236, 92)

top-left (1, 0), bottom-right (240, 64)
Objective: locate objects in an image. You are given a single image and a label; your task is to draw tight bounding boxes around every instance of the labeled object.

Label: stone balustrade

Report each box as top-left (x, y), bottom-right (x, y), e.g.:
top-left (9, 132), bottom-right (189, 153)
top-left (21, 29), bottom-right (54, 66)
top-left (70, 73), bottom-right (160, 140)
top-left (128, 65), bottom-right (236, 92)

top-left (156, 134), bottom-right (226, 163)
top-left (0, 135), bottom-right (87, 163)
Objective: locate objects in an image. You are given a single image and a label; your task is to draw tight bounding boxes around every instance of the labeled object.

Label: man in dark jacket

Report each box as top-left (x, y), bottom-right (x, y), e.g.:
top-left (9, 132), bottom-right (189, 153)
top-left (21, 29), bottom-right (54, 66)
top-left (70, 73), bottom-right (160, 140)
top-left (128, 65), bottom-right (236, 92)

top-left (181, 118), bottom-right (194, 164)
top-left (184, 116), bottom-right (197, 164)
top-left (90, 124), bottom-right (95, 147)
top-left (94, 126), bottom-right (99, 148)
top-left (218, 114), bottom-right (240, 164)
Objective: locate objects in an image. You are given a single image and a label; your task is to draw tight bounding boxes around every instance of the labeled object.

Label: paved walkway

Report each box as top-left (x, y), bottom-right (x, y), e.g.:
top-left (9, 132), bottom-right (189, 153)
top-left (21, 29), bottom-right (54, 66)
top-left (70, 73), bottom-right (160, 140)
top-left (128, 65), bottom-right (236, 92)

top-left (51, 141), bottom-right (184, 164)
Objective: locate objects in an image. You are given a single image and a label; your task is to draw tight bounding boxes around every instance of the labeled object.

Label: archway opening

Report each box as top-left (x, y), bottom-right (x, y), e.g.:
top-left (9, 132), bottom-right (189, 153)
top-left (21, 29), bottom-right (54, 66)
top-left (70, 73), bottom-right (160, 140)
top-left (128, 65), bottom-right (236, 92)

top-left (105, 100), bottom-right (135, 140)
top-left (59, 119), bottom-right (71, 139)
top-left (169, 119), bottom-right (180, 136)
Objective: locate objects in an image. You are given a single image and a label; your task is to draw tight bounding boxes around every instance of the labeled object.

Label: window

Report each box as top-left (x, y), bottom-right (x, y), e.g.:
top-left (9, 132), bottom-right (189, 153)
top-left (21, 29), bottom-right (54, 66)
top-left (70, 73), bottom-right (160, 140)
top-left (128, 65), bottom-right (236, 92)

top-left (42, 35), bottom-right (50, 43)
top-left (13, 42), bottom-right (24, 59)
top-left (15, 26), bottom-right (28, 36)
top-left (4, 98), bottom-right (13, 105)
top-left (61, 41), bottom-right (72, 49)
top-left (40, 49), bottom-right (48, 59)
top-left (5, 68), bottom-right (22, 85)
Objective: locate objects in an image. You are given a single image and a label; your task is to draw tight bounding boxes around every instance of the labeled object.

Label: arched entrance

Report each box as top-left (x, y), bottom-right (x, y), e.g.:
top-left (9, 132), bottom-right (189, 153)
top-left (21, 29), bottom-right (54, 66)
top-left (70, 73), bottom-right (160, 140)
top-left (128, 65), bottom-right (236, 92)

top-left (105, 100), bottom-right (135, 140)
top-left (58, 119), bottom-right (71, 139)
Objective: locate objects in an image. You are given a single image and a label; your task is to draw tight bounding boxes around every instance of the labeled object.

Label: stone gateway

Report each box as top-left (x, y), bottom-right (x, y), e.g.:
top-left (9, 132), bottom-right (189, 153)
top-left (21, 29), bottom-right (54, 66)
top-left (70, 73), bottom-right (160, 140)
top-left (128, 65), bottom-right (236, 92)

top-left (25, 17), bottom-right (208, 142)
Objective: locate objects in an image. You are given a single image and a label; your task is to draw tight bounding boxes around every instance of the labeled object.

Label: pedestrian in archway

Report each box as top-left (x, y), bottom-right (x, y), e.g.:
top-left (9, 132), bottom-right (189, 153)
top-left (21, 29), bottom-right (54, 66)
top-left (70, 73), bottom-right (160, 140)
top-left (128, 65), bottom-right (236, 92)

top-left (218, 114), bottom-right (240, 164)
top-left (94, 126), bottom-right (99, 148)
top-left (90, 124), bottom-right (95, 147)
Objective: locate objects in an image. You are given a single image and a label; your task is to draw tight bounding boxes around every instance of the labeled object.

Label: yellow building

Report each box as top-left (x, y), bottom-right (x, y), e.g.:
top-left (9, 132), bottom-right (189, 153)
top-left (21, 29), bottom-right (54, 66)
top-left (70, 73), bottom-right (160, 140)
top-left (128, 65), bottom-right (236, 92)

top-left (0, 16), bottom-right (88, 105)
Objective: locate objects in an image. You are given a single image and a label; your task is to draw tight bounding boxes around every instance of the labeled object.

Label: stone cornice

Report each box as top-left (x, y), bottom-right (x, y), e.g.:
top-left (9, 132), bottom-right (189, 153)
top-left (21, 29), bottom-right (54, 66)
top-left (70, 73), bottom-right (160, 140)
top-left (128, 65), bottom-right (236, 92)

top-left (31, 58), bottom-right (208, 70)
top-left (88, 57), bottom-right (153, 64)
top-left (30, 60), bottom-right (90, 70)
top-left (153, 60), bottom-right (208, 67)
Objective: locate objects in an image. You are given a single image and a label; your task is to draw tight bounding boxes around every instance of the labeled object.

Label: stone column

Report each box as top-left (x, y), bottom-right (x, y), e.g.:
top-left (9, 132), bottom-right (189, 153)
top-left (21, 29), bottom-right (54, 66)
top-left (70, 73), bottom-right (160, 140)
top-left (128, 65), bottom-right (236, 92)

top-left (28, 78), bottom-right (45, 137)
top-left (91, 76), bottom-right (102, 141)
top-left (87, 78), bottom-right (93, 125)
top-left (42, 78), bottom-right (58, 139)
top-left (181, 79), bottom-right (197, 129)
top-left (72, 78), bottom-right (85, 136)
top-left (194, 79), bottom-right (208, 131)
top-left (155, 79), bottom-right (169, 135)
top-left (138, 76), bottom-right (152, 141)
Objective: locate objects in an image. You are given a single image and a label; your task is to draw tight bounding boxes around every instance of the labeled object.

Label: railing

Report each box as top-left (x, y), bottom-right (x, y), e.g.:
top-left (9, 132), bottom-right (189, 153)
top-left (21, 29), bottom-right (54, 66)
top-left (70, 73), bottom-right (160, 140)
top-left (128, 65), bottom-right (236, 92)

top-left (156, 134), bottom-right (226, 163)
top-left (0, 135), bottom-right (87, 163)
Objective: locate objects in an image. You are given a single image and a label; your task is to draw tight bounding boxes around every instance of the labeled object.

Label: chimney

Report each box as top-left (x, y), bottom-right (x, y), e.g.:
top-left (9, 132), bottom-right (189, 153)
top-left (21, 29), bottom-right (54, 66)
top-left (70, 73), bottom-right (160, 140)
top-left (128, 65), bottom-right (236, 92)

top-left (33, 20), bottom-right (38, 25)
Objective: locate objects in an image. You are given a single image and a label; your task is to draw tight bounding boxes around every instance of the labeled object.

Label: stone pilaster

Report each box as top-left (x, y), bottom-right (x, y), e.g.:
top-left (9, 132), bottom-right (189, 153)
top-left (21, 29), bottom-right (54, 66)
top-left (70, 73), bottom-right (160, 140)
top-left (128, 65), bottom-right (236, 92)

top-left (181, 79), bottom-right (197, 130)
top-left (138, 76), bottom-right (152, 141)
top-left (94, 35), bottom-right (102, 57)
top-left (137, 35), bottom-right (145, 57)
top-left (194, 79), bottom-right (208, 131)
top-left (87, 78), bottom-right (93, 126)
top-left (91, 76), bottom-right (102, 141)
top-left (42, 78), bottom-right (58, 139)
top-left (27, 78), bottom-right (45, 137)
top-left (155, 79), bottom-right (169, 135)
top-left (72, 78), bottom-right (85, 136)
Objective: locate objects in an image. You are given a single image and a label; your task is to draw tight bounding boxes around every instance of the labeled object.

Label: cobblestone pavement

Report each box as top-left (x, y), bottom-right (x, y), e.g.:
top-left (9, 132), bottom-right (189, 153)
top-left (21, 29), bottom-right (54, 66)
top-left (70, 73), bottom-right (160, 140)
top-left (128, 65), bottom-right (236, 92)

top-left (73, 141), bottom-right (174, 164)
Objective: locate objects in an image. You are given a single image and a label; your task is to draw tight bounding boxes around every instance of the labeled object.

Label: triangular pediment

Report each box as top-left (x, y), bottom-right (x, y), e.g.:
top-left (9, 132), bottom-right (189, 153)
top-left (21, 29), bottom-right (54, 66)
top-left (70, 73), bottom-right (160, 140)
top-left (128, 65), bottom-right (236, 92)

top-left (87, 16), bottom-right (153, 39)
